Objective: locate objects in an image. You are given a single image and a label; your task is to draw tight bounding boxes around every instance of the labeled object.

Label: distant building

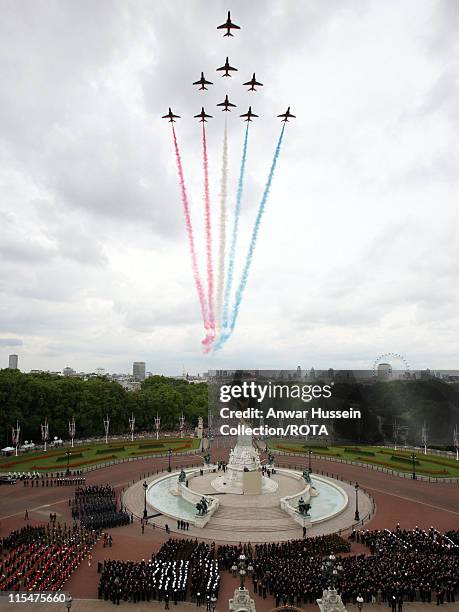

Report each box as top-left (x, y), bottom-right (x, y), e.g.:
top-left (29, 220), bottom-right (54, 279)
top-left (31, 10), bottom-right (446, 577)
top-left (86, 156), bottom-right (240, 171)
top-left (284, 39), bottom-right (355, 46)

top-left (296, 365), bottom-right (302, 379)
top-left (8, 354), bottom-right (18, 370)
top-left (133, 361), bottom-right (146, 381)
top-left (95, 368), bottom-right (106, 377)
top-left (63, 366), bottom-right (76, 377)
top-left (377, 363), bottom-right (392, 381)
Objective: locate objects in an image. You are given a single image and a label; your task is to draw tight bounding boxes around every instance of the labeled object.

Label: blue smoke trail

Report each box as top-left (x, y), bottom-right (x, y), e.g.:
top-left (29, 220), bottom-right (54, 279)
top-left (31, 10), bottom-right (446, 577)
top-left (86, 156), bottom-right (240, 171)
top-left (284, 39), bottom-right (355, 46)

top-left (216, 123), bottom-right (250, 349)
top-left (217, 124), bottom-right (285, 350)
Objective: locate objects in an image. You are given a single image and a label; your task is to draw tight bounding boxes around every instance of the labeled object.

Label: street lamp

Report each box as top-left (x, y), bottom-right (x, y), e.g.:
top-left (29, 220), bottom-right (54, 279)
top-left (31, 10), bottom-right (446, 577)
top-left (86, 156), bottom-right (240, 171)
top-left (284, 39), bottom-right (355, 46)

top-left (356, 594), bottom-right (364, 612)
top-left (308, 449), bottom-right (313, 473)
top-left (143, 480), bottom-right (148, 520)
top-left (354, 482), bottom-right (360, 521)
top-left (238, 553), bottom-right (247, 590)
top-left (65, 595), bottom-right (73, 612)
top-left (66, 449), bottom-right (71, 476)
top-left (168, 448), bottom-right (172, 472)
top-left (411, 452), bottom-right (417, 480)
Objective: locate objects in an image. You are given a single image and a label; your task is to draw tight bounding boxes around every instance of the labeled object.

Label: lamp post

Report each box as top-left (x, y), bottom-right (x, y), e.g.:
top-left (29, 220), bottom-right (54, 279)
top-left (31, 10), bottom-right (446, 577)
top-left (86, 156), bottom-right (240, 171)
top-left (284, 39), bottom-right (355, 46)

top-left (411, 452), bottom-right (417, 480)
top-left (308, 449), bottom-right (313, 473)
top-left (354, 482), bottom-right (360, 521)
top-left (65, 595), bottom-right (72, 612)
top-left (12, 421), bottom-right (20, 457)
top-left (356, 594), bottom-right (364, 612)
top-left (69, 416), bottom-right (76, 448)
top-left (155, 414), bottom-right (161, 441)
top-left (143, 480), bottom-right (148, 520)
top-left (168, 448), bottom-right (172, 473)
top-left (238, 553), bottom-right (247, 590)
top-left (66, 449), bottom-right (71, 476)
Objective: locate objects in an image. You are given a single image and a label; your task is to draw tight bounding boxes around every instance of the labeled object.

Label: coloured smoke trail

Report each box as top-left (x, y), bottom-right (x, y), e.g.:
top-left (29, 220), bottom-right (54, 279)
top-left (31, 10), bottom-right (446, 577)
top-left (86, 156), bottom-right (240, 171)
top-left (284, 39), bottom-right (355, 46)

top-left (218, 123), bottom-right (250, 347)
top-left (215, 118), bottom-right (228, 333)
top-left (171, 125), bottom-right (208, 331)
top-left (201, 123), bottom-right (215, 351)
top-left (215, 124), bottom-right (286, 351)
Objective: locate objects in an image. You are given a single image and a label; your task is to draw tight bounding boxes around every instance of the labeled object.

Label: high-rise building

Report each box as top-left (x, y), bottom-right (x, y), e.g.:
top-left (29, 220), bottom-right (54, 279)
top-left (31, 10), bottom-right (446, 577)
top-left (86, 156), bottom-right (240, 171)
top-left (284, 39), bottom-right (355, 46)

top-left (133, 361), bottom-right (146, 381)
top-left (8, 354), bottom-right (18, 370)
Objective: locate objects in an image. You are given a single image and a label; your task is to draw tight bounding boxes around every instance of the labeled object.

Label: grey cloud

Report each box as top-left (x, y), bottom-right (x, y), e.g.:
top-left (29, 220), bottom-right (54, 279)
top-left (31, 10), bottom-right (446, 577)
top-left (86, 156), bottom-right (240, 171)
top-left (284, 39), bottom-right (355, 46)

top-left (0, 338), bottom-right (23, 347)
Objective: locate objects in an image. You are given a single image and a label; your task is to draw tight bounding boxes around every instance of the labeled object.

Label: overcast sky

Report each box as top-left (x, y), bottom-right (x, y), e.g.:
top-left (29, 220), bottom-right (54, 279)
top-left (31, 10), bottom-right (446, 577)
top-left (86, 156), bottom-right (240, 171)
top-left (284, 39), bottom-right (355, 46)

top-left (0, 0), bottom-right (458, 375)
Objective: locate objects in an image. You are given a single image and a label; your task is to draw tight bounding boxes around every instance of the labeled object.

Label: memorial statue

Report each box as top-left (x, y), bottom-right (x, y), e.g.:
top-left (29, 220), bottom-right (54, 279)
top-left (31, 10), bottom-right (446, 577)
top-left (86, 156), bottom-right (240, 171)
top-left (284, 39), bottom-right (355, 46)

top-left (203, 452), bottom-right (211, 465)
top-left (178, 469), bottom-right (186, 483)
top-left (195, 496), bottom-right (210, 516)
top-left (302, 469), bottom-right (311, 484)
top-left (298, 496), bottom-right (311, 516)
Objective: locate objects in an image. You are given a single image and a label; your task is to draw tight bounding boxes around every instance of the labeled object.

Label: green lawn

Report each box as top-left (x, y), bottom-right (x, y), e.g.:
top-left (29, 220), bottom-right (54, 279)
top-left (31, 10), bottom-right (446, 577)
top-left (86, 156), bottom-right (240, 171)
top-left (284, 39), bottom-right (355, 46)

top-left (269, 441), bottom-right (459, 477)
top-left (0, 437), bottom-right (201, 472)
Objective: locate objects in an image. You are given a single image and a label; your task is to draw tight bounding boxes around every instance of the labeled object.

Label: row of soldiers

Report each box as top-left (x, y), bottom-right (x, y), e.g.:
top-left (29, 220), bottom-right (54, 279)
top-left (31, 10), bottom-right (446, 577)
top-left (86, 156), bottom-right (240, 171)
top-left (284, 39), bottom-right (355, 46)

top-left (0, 523), bottom-right (99, 592)
top-left (24, 476), bottom-right (86, 487)
top-left (11, 470), bottom-right (84, 480)
top-left (350, 525), bottom-right (459, 555)
top-left (98, 538), bottom-right (219, 606)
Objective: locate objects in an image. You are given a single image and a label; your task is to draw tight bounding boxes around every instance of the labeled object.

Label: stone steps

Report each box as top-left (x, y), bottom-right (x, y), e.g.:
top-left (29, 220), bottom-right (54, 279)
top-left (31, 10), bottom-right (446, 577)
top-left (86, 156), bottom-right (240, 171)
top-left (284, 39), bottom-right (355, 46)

top-left (214, 508), bottom-right (286, 520)
top-left (209, 505), bottom-right (297, 533)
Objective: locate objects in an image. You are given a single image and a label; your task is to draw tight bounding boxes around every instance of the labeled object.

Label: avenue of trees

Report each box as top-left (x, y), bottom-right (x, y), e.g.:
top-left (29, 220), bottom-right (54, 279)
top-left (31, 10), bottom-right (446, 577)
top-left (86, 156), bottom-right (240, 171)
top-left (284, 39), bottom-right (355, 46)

top-left (0, 369), bottom-right (208, 446)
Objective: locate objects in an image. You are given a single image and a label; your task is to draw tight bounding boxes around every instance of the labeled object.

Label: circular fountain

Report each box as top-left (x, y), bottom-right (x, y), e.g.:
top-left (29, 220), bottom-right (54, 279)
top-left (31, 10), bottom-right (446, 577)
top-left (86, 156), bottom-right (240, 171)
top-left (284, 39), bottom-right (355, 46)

top-left (124, 429), bottom-right (373, 542)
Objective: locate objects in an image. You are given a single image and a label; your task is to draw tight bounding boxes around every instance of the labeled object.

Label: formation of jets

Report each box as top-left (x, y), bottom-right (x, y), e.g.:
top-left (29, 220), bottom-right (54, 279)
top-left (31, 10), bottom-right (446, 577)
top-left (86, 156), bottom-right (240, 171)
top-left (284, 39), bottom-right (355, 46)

top-left (163, 11), bottom-right (294, 124)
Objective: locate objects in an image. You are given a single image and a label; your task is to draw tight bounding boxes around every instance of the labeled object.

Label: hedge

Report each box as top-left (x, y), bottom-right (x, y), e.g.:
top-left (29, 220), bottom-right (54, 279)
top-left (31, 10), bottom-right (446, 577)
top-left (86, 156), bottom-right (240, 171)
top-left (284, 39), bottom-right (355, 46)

top-left (344, 448), bottom-right (376, 456)
top-left (96, 446), bottom-right (125, 454)
top-left (56, 453), bottom-right (83, 461)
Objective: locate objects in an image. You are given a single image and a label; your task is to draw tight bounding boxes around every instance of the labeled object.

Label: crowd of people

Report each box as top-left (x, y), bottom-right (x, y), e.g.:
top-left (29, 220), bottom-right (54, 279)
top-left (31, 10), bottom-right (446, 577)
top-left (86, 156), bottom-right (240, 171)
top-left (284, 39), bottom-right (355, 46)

top-left (215, 533), bottom-right (349, 571)
top-left (0, 523), bottom-right (99, 592)
top-left (98, 538), bottom-right (219, 606)
top-left (71, 484), bottom-right (130, 530)
top-left (244, 526), bottom-right (458, 608)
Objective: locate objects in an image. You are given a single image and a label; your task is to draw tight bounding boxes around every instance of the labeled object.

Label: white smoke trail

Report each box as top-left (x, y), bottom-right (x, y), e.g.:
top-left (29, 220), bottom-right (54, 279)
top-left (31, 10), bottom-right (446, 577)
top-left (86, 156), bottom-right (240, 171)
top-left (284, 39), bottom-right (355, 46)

top-left (215, 118), bottom-right (228, 331)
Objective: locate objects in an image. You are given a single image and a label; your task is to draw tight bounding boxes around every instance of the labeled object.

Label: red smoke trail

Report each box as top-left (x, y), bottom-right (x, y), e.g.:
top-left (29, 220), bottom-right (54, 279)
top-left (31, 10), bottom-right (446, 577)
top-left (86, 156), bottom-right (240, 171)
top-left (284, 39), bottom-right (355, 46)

top-left (171, 125), bottom-right (208, 329)
top-left (202, 123), bottom-right (215, 351)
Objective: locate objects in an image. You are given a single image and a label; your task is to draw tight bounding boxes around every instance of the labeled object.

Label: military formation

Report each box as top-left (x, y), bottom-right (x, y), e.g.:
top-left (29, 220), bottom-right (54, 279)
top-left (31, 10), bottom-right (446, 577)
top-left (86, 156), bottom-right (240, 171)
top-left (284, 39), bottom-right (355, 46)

top-left (0, 524), bottom-right (98, 592)
top-left (71, 484), bottom-right (130, 530)
top-left (241, 526), bottom-right (458, 608)
top-left (98, 538), bottom-right (219, 606)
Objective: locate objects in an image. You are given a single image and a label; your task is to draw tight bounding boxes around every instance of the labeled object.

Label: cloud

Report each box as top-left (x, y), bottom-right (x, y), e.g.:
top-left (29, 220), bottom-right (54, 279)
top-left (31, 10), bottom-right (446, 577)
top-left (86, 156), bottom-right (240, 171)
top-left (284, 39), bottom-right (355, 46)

top-left (0, 338), bottom-right (23, 347)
